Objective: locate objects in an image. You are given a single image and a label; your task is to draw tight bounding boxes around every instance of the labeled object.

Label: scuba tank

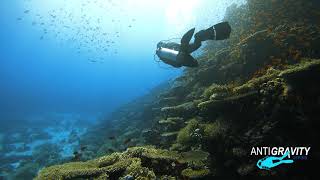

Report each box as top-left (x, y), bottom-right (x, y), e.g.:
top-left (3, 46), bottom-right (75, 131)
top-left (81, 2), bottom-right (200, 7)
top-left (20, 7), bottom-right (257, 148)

top-left (156, 47), bottom-right (179, 61)
top-left (156, 47), bottom-right (182, 67)
top-left (155, 28), bottom-right (196, 67)
top-left (156, 47), bottom-right (198, 68)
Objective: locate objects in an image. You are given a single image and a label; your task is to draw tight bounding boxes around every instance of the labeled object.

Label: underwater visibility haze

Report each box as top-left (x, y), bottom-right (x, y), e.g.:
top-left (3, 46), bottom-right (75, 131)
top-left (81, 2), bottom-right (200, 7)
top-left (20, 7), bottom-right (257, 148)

top-left (1, 0), bottom-right (320, 179)
top-left (0, 0), bottom-right (242, 121)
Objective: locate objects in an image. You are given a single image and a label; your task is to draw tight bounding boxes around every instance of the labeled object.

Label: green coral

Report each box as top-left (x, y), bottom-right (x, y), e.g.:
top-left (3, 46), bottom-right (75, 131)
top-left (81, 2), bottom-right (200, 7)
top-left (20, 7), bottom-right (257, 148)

top-left (158, 117), bottom-right (183, 125)
top-left (161, 131), bottom-right (179, 137)
top-left (197, 91), bottom-right (258, 113)
top-left (181, 168), bottom-right (210, 179)
top-left (201, 83), bottom-right (232, 100)
top-left (279, 59), bottom-right (320, 78)
top-left (36, 146), bottom-right (210, 179)
top-left (121, 158), bottom-right (156, 179)
top-left (201, 118), bottom-right (228, 140)
top-left (233, 67), bottom-right (280, 94)
top-left (176, 119), bottom-right (199, 146)
top-left (161, 101), bottom-right (197, 117)
top-left (35, 161), bottom-right (105, 180)
top-left (178, 150), bottom-right (210, 168)
top-left (233, 59), bottom-right (320, 95)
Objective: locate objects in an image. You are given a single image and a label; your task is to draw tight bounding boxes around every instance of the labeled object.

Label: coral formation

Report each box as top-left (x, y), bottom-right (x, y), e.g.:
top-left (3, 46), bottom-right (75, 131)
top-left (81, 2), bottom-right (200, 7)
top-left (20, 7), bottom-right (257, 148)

top-left (37, 0), bottom-right (320, 179)
top-left (35, 146), bottom-right (210, 179)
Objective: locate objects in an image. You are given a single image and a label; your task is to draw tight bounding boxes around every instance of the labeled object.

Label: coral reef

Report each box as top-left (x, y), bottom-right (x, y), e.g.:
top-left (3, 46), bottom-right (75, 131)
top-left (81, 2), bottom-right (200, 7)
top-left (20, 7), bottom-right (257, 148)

top-left (38, 0), bottom-right (320, 179)
top-left (35, 146), bottom-right (210, 179)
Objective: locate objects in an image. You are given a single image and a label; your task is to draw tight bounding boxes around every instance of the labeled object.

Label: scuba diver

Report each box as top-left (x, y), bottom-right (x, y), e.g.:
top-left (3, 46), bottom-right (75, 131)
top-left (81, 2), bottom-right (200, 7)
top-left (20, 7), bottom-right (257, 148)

top-left (156, 22), bottom-right (231, 68)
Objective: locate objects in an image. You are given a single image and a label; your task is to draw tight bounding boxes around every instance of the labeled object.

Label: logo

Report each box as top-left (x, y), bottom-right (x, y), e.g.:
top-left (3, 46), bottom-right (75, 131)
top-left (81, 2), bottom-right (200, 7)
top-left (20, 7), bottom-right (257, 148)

top-left (251, 146), bottom-right (311, 170)
top-left (256, 150), bottom-right (293, 170)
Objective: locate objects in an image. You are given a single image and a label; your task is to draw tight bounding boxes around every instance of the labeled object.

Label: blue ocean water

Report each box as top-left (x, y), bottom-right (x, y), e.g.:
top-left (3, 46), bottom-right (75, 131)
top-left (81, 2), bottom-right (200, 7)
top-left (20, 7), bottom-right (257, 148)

top-left (0, 0), bottom-right (245, 178)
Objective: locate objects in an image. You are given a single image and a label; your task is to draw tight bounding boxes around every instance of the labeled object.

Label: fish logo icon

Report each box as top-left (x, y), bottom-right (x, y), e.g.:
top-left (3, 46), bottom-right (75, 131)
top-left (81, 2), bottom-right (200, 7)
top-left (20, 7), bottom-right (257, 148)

top-left (257, 151), bottom-right (294, 170)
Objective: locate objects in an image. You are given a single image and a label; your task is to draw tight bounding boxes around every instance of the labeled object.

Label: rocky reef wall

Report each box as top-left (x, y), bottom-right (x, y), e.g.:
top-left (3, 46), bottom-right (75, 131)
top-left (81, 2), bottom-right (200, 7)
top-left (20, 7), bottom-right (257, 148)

top-left (36, 0), bottom-right (320, 179)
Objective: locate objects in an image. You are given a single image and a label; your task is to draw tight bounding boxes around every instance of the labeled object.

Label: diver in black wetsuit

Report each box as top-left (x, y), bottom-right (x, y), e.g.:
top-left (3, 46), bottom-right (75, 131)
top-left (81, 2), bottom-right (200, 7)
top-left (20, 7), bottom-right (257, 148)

top-left (156, 22), bottom-right (231, 68)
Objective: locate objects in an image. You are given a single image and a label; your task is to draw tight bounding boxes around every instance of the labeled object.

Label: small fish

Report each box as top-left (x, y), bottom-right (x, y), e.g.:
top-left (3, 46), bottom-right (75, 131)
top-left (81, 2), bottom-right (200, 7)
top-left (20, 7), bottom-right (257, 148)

top-left (16, 17), bottom-right (22, 21)
top-left (128, 25), bottom-right (132, 28)
top-left (123, 138), bottom-right (131, 144)
top-left (108, 136), bottom-right (116, 140)
top-left (24, 10), bottom-right (30, 14)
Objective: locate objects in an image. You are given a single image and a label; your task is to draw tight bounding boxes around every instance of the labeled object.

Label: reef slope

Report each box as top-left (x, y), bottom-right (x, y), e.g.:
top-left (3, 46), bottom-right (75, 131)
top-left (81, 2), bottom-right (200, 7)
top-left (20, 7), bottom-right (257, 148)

top-left (36, 0), bottom-right (320, 179)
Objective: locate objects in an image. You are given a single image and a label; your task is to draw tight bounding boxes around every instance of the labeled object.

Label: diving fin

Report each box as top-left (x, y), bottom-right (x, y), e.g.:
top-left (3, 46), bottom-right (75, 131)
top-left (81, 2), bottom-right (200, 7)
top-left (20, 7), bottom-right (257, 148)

top-left (176, 52), bottom-right (198, 67)
top-left (181, 28), bottom-right (195, 45)
top-left (214, 22), bottom-right (231, 40)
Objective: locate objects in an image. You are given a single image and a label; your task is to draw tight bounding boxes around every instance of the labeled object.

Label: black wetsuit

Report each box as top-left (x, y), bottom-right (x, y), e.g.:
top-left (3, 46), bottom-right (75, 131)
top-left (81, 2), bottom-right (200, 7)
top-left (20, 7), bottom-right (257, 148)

top-left (156, 22), bottom-right (231, 68)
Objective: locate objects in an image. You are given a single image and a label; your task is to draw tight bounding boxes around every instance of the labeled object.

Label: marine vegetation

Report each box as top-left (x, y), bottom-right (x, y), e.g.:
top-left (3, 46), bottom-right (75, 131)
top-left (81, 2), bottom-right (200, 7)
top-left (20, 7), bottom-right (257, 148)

top-left (36, 146), bottom-right (210, 179)
top-left (36, 0), bottom-right (320, 179)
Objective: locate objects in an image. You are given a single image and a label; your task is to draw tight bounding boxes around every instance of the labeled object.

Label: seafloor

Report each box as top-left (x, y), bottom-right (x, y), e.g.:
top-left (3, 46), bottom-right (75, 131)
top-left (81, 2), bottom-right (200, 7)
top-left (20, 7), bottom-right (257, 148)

top-left (8, 0), bottom-right (320, 179)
